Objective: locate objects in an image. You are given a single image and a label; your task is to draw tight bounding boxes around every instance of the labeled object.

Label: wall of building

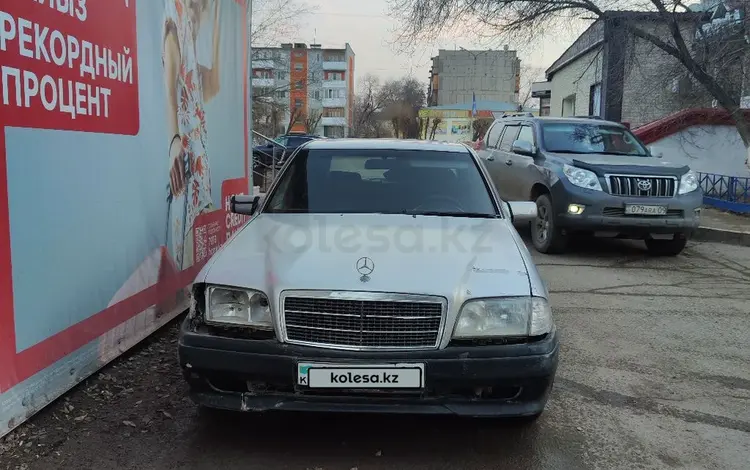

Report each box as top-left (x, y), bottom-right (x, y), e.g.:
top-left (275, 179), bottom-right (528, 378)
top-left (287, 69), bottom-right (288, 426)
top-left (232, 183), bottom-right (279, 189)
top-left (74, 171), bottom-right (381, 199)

top-left (432, 49), bottom-right (520, 106)
top-left (549, 47), bottom-right (604, 117)
top-left (646, 125), bottom-right (750, 177)
top-left (620, 22), bottom-right (712, 127)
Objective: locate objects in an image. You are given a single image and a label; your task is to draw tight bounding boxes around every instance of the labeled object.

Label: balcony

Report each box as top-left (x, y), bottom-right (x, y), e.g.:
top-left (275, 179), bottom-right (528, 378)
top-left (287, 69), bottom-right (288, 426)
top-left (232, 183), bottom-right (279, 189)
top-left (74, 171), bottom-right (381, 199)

top-left (323, 80), bottom-right (347, 88)
top-left (322, 97), bottom-right (347, 107)
top-left (321, 117), bottom-right (347, 126)
top-left (252, 78), bottom-right (275, 87)
top-left (323, 61), bottom-right (347, 71)
top-left (251, 59), bottom-right (275, 69)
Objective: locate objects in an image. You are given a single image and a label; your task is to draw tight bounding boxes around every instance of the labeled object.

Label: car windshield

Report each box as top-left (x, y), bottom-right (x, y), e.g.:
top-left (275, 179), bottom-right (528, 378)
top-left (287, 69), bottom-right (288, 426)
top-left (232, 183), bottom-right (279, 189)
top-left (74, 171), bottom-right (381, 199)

top-left (264, 148), bottom-right (498, 217)
top-left (541, 123), bottom-right (648, 156)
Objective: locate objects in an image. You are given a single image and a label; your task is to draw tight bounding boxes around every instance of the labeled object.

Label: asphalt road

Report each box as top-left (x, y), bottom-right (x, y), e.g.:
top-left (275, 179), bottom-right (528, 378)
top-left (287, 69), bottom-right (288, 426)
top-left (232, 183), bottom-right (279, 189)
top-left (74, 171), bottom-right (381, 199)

top-left (2, 238), bottom-right (749, 470)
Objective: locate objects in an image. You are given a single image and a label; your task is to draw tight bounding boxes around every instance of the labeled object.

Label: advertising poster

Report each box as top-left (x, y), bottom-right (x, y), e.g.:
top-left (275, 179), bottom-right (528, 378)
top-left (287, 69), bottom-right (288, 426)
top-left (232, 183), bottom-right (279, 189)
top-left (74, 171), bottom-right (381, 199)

top-left (0, 0), bottom-right (251, 436)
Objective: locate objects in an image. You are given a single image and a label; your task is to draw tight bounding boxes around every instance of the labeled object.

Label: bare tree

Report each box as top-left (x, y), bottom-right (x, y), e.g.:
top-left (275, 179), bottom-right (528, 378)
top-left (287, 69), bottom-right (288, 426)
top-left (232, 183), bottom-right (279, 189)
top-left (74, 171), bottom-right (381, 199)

top-left (251, 0), bottom-right (312, 46)
top-left (518, 64), bottom-right (546, 109)
top-left (304, 109), bottom-right (323, 134)
top-left (352, 75), bottom-right (390, 137)
top-left (390, 0), bottom-right (750, 168)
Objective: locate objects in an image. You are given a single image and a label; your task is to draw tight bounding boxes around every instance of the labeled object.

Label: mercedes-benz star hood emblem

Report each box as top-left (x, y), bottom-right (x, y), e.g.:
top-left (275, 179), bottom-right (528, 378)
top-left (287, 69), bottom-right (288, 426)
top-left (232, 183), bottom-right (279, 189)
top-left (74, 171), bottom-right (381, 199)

top-left (356, 257), bottom-right (374, 282)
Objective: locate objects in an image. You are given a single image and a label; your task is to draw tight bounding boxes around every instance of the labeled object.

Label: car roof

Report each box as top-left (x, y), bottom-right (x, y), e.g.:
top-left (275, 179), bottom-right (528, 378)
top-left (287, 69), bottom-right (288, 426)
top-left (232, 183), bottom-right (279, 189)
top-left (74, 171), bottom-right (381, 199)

top-left (500, 116), bottom-right (626, 128)
top-left (304, 138), bottom-right (470, 153)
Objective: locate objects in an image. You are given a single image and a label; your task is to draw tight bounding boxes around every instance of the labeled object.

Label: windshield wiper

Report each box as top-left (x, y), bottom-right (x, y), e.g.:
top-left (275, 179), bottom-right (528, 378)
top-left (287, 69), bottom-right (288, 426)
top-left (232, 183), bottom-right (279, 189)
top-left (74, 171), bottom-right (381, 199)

top-left (597, 151), bottom-right (648, 156)
top-left (404, 211), bottom-right (499, 219)
top-left (549, 150), bottom-right (594, 154)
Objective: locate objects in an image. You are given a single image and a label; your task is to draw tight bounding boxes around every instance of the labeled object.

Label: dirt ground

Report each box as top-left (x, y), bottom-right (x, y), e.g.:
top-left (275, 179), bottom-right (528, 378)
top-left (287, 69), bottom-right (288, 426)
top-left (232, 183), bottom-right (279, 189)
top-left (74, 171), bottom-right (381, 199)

top-left (1, 238), bottom-right (749, 470)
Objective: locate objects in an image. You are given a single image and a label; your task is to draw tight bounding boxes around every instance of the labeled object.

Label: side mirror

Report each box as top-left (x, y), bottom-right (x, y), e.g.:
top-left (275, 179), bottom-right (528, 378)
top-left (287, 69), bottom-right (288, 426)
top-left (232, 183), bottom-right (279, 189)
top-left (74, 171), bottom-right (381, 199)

top-left (507, 201), bottom-right (538, 224)
top-left (230, 195), bottom-right (260, 216)
top-left (649, 146), bottom-right (663, 158)
top-left (511, 140), bottom-right (535, 157)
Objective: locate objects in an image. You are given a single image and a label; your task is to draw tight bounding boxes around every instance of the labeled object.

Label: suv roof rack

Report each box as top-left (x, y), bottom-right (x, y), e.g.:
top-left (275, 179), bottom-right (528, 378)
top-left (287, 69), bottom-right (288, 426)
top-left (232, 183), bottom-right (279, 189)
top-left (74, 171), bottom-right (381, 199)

top-left (573, 115), bottom-right (602, 119)
top-left (500, 112), bottom-right (534, 118)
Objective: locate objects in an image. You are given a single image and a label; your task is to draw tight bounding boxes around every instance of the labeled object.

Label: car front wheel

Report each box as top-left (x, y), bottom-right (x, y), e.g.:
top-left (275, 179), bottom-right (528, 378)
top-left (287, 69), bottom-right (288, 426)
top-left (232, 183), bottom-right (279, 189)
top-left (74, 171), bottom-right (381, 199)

top-left (645, 235), bottom-right (688, 256)
top-left (531, 194), bottom-right (567, 254)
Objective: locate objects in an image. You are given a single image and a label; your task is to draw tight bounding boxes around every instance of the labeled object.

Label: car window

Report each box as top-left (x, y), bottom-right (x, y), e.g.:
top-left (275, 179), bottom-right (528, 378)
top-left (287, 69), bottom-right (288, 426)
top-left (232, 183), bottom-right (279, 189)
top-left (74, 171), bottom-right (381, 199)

top-left (541, 123), bottom-right (648, 156)
top-left (499, 125), bottom-right (520, 151)
top-left (485, 123), bottom-right (504, 149)
top-left (517, 125), bottom-right (535, 145)
top-left (264, 149), bottom-right (498, 217)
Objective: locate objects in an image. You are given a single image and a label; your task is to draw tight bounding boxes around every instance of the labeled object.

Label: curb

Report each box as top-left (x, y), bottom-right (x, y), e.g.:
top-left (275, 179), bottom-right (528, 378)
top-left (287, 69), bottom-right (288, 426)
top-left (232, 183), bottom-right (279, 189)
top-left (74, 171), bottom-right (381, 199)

top-left (693, 226), bottom-right (750, 247)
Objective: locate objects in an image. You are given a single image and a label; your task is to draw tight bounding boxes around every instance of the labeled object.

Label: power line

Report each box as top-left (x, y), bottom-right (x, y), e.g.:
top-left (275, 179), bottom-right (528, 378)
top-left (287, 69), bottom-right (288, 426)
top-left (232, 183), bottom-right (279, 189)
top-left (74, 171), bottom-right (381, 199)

top-left (306, 11), bottom-right (390, 19)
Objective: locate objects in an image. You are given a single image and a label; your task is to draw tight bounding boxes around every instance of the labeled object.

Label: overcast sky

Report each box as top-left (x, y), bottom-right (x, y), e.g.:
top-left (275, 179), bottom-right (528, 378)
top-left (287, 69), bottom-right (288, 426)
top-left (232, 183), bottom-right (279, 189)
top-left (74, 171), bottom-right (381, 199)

top-left (281, 0), bottom-right (591, 84)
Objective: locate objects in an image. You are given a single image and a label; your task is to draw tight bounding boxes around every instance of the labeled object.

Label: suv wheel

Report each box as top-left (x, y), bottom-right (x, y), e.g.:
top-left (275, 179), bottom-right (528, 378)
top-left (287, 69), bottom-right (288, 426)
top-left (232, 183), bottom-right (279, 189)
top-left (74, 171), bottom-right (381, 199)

top-left (645, 235), bottom-right (687, 256)
top-left (531, 194), bottom-right (567, 254)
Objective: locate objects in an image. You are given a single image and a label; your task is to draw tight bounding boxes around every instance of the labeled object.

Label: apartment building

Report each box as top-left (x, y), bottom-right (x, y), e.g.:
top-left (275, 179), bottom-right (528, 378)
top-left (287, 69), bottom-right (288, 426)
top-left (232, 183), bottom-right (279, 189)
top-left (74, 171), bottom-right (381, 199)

top-left (428, 46), bottom-right (521, 107)
top-left (252, 42), bottom-right (355, 138)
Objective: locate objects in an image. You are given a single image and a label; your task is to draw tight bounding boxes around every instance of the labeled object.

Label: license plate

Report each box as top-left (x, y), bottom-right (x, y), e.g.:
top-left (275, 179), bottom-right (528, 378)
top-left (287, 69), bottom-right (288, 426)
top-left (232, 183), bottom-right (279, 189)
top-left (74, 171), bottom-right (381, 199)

top-left (297, 363), bottom-right (425, 389)
top-left (624, 204), bottom-right (667, 216)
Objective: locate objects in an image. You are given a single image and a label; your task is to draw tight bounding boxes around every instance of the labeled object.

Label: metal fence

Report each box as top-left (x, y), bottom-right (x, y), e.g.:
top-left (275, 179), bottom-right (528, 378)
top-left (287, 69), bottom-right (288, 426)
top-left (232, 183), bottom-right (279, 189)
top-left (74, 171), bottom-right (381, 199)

top-left (698, 172), bottom-right (750, 213)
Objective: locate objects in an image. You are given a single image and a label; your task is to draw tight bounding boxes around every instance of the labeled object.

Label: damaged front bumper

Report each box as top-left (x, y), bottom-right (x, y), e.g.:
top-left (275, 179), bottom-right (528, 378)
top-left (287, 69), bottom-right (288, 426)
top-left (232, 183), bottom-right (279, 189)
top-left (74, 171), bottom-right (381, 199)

top-left (178, 317), bottom-right (559, 417)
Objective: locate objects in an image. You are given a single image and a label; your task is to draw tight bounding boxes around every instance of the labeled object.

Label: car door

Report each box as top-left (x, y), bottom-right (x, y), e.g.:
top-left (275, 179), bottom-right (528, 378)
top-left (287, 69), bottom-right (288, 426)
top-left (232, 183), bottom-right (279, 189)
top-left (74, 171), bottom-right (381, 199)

top-left (507, 124), bottom-right (538, 201)
top-left (495, 123), bottom-right (521, 199)
top-left (476, 122), bottom-right (509, 199)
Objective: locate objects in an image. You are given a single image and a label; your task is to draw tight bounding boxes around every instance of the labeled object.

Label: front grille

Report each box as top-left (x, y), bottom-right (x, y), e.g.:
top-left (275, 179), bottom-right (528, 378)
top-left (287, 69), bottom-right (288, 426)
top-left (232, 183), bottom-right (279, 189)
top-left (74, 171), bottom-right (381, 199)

top-left (607, 175), bottom-right (676, 197)
top-left (283, 295), bottom-right (444, 349)
top-left (602, 207), bottom-right (684, 218)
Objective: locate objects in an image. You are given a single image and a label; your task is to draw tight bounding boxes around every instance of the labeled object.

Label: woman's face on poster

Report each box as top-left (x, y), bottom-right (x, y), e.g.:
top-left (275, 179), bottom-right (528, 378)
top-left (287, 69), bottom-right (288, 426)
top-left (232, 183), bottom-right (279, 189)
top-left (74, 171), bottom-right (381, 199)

top-left (188, 0), bottom-right (209, 34)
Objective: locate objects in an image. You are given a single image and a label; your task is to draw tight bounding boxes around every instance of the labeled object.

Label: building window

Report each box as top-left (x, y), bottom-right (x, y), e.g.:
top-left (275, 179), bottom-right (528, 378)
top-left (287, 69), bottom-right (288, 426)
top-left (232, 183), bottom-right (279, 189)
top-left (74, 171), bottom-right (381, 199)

top-left (253, 69), bottom-right (272, 78)
top-left (323, 54), bottom-right (345, 62)
top-left (294, 98), bottom-right (303, 109)
top-left (325, 88), bottom-right (343, 99)
top-left (295, 80), bottom-right (304, 90)
top-left (325, 71), bottom-right (345, 81)
top-left (561, 94), bottom-right (576, 117)
top-left (313, 90), bottom-right (320, 100)
top-left (276, 90), bottom-right (287, 99)
top-left (323, 126), bottom-right (345, 138)
top-left (589, 83), bottom-right (602, 117)
top-left (323, 108), bottom-right (345, 118)
top-left (275, 71), bottom-right (286, 80)
top-left (294, 51), bottom-right (304, 57)
top-left (294, 62), bottom-right (303, 71)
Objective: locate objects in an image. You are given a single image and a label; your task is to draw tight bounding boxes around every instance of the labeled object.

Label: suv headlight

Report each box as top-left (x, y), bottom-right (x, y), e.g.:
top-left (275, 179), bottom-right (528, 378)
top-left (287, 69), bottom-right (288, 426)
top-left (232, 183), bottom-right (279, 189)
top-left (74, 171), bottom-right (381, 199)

top-left (205, 286), bottom-right (272, 329)
top-left (453, 297), bottom-right (553, 338)
top-left (563, 164), bottom-right (602, 191)
top-left (678, 170), bottom-right (699, 194)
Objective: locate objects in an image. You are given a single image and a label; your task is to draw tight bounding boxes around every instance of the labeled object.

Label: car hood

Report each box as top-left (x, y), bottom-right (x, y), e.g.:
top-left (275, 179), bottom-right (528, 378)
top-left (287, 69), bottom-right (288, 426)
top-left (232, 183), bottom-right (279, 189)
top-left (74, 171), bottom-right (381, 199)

top-left (560, 153), bottom-right (688, 173)
top-left (198, 213), bottom-right (532, 302)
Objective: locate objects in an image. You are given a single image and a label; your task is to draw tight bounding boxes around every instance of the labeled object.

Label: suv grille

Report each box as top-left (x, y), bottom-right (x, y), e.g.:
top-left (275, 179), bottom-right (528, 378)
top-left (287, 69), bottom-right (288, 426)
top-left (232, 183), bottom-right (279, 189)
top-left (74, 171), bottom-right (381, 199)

top-left (608, 176), bottom-right (676, 197)
top-left (283, 295), bottom-right (444, 349)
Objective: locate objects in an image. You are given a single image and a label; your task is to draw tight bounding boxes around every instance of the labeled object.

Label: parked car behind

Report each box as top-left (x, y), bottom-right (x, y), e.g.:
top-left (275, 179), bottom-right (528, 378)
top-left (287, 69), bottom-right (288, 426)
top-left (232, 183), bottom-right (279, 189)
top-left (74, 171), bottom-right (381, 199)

top-left (252, 133), bottom-right (323, 168)
top-left (475, 116), bottom-right (703, 256)
top-left (179, 139), bottom-right (559, 421)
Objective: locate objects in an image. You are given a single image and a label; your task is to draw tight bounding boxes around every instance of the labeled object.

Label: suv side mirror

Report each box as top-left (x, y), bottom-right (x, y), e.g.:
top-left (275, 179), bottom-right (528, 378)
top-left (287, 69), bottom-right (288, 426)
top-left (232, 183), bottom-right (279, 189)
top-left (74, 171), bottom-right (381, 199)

top-left (230, 195), bottom-right (260, 216)
top-left (511, 140), bottom-right (535, 157)
top-left (507, 201), bottom-right (538, 224)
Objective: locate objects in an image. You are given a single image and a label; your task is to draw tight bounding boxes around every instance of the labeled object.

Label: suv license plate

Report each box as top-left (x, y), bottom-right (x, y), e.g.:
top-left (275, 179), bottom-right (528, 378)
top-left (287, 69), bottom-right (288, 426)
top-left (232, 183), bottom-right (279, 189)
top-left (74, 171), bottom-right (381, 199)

top-left (297, 363), bottom-right (425, 389)
top-left (625, 204), bottom-right (667, 216)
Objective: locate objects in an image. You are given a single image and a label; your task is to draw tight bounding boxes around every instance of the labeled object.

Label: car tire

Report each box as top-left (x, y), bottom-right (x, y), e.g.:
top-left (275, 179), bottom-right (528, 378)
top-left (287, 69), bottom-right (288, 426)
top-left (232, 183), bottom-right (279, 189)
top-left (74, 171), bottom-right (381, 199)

top-left (645, 235), bottom-right (688, 256)
top-left (531, 194), bottom-right (567, 254)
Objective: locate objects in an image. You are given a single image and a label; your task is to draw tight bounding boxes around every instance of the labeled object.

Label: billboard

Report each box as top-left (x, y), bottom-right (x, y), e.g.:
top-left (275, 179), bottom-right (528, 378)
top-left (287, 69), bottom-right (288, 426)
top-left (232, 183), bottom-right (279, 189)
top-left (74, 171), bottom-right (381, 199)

top-left (0, 0), bottom-right (250, 436)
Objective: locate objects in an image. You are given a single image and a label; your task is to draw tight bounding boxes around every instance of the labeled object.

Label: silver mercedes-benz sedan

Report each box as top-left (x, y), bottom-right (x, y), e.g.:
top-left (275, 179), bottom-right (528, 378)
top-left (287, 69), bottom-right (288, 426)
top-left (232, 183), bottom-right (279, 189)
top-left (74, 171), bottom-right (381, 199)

top-left (178, 138), bottom-right (559, 421)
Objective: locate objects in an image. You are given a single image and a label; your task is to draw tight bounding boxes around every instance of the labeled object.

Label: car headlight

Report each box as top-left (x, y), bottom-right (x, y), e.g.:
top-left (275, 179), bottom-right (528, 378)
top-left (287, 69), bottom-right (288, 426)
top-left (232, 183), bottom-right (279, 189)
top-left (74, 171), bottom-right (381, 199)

top-left (453, 297), bottom-right (553, 339)
top-left (563, 164), bottom-right (602, 191)
top-left (205, 286), bottom-right (272, 329)
top-left (678, 170), bottom-right (699, 195)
